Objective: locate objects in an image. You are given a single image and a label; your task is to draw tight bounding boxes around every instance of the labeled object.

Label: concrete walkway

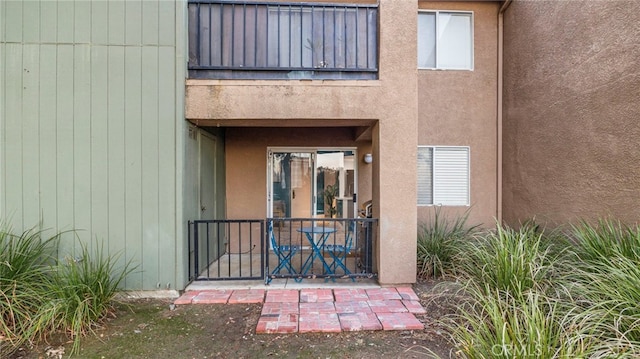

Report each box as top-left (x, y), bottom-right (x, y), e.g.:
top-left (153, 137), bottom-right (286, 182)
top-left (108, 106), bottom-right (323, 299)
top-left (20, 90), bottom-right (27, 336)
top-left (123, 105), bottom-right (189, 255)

top-left (174, 286), bottom-right (426, 334)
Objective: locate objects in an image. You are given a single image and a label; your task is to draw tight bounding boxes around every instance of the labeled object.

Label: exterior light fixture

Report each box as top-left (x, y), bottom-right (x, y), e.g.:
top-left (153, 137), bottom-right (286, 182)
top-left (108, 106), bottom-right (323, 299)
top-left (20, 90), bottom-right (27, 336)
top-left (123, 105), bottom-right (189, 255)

top-left (363, 153), bottom-right (373, 164)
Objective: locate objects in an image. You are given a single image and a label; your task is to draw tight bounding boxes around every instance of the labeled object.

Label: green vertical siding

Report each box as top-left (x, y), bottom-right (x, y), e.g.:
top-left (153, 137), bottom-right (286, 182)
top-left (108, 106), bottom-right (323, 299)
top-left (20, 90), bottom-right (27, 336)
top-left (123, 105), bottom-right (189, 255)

top-left (0, 0), bottom-right (187, 291)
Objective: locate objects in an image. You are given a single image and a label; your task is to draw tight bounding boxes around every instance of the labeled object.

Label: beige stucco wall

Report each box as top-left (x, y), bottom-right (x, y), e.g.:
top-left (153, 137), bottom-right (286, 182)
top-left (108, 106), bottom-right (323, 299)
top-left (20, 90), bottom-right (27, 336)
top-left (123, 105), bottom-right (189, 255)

top-left (502, 0), bottom-right (640, 227)
top-left (186, 0), bottom-right (418, 285)
top-left (417, 1), bottom-right (500, 228)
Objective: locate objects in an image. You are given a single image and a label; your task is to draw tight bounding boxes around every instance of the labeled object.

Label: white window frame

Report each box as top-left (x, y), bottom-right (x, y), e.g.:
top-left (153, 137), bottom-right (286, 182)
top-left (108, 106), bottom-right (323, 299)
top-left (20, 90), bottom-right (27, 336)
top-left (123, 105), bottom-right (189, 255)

top-left (417, 10), bottom-right (474, 71)
top-left (417, 146), bottom-right (470, 206)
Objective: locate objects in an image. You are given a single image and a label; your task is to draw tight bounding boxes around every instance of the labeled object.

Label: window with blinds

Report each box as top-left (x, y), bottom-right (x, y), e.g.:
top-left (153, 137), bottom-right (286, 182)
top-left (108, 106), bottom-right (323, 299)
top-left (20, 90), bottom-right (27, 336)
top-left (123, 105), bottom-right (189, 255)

top-left (417, 146), bottom-right (469, 206)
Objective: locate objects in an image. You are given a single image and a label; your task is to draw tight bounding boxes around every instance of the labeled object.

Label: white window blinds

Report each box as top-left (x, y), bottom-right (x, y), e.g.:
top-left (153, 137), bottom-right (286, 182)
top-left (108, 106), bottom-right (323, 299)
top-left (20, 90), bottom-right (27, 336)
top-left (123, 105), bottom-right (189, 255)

top-left (417, 147), bottom-right (469, 206)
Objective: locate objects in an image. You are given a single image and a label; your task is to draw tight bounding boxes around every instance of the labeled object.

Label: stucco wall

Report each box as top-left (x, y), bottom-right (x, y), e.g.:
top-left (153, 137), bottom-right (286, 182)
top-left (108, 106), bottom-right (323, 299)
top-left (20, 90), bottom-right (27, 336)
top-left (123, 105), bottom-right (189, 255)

top-left (187, 0), bottom-right (418, 285)
top-left (502, 0), bottom-right (640, 227)
top-left (417, 1), bottom-right (500, 228)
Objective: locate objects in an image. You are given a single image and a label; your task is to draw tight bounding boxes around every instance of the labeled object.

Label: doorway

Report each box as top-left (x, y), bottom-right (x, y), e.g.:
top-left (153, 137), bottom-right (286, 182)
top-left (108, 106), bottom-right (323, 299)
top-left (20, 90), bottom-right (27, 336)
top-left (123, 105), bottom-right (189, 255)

top-left (267, 149), bottom-right (357, 220)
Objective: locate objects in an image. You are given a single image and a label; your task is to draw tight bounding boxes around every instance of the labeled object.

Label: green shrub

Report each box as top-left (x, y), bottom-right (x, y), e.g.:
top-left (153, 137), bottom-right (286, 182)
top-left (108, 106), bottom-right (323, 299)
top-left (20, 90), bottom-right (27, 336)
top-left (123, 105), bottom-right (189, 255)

top-left (446, 218), bottom-right (640, 358)
top-left (0, 226), bottom-right (60, 355)
top-left (450, 286), bottom-right (587, 359)
top-left (52, 241), bottom-right (134, 353)
top-left (570, 218), bottom-right (640, 264)
top-left (565, 255), bottom-right (640, 356)
top-left (0, 222), bottom-right (134, 356)
top-left (416, 207), bottom-right (479, 278)
top-left (457, 223), bottom-right (556, 296)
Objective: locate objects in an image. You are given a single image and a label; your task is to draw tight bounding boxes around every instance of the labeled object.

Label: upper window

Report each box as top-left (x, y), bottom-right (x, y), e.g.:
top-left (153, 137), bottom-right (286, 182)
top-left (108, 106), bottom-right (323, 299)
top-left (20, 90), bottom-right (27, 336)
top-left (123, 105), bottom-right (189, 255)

top-left (417, 146), bottom-right (470, 206)
top-left (418, 11), bottom-right (473, 70)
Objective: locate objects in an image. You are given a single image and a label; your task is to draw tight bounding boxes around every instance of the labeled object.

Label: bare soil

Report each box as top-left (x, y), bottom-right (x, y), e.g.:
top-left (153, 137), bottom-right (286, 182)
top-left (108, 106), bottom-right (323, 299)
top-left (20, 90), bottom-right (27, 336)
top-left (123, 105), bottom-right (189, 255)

top-left (15, 280), bottom-right (459, 359)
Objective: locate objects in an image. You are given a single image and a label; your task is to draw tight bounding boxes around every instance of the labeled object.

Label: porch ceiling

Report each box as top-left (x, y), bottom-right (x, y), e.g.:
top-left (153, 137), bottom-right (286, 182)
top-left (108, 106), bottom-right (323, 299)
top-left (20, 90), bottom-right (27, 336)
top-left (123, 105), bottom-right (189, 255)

top-left (186, 119), bottom-right (375, 141)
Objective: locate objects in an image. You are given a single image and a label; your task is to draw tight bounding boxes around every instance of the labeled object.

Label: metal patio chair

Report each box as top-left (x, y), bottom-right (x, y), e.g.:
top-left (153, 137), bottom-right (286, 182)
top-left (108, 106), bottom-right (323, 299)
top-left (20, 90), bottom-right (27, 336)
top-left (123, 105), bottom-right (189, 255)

top-left (266, 220), bottom-right (300, 284)
top-left (323, 220), bottom-right (355, 280)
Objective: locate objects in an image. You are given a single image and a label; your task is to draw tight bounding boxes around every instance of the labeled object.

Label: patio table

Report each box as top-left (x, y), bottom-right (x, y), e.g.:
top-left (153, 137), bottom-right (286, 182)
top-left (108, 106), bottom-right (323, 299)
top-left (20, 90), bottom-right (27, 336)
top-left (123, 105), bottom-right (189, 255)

top-left (297, 226), bottom-right (337, 277)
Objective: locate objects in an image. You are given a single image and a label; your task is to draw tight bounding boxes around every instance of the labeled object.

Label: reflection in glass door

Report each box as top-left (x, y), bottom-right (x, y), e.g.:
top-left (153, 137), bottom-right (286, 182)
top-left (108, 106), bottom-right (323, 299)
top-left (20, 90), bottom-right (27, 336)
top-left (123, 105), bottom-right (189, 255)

top-left (269, 152), bottom-right (314, 219)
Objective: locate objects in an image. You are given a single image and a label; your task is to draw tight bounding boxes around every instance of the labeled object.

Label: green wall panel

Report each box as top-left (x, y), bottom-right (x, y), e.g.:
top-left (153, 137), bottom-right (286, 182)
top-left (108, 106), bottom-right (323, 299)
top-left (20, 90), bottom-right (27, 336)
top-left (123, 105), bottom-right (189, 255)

top-left (140, 45), bottom-right (160, 289)
top-left (58, 1), bottom-right (74, 43)
top-left (4, 44), bottom-right (23, 228)
top-left (90, 45), bottom-right (110, 253)
top-left (158, 46), bottom-right (177, 289)
top-left (91, 1), bottom-right (108, 44)
top-left (73, 45), bottom-right (92, 253)
top-left (22, 44), bottom-right (41, 229)
top-left (1, 0), bottom-right (185, 290)
top-left (107, 45), bottom-right (126, 271)
top-left (142, 0), bottom-right (159, 45)
top-left (74, 2), bottom-right (91, 44)
top-left (108, 1), bottom-right (125, 45)
top-left (22, 1), bottom-right (40, 43)
top-left (56, 45), bottom-right (75, 254)
top-left (39, 45), bottom-right (57, 235)
top-left (40, 1), bottom-right (57, 43)
top-left (125, 1), bottom-right (143, 46)
top-left (4, 1), bottom-right (22, 42)
top-left (124, 46), bottom-right (144, 289)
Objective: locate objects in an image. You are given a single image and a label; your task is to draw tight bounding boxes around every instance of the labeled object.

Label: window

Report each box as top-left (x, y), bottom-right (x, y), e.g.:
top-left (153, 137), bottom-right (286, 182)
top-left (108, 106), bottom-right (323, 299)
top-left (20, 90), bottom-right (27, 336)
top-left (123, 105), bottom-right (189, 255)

top-left (417, 147), bottom-right (470, 206)
top-left (418, 11), bottom-right (473, 70)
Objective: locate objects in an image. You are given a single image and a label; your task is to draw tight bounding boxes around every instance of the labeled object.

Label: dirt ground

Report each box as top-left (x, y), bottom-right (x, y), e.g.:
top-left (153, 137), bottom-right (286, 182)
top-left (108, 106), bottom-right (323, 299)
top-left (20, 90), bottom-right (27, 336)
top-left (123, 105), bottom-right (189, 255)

top-left (15, 280), bottom-right (459, 359)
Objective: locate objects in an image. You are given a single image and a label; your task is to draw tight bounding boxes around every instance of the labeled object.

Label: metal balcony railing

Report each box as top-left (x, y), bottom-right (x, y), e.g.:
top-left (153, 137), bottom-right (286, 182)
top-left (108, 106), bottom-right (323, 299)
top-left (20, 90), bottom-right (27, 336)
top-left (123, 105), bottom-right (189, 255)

top-left (187, 217), bottom-right (378, 282)
top-left (188, 1), bottom-right (379, 79)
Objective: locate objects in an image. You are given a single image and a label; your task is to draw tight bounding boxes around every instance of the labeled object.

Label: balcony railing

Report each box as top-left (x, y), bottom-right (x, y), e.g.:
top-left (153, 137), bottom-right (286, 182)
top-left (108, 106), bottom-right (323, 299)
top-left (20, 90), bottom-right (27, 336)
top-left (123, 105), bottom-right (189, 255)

top-left (188, 0), bottom-right (378, 80)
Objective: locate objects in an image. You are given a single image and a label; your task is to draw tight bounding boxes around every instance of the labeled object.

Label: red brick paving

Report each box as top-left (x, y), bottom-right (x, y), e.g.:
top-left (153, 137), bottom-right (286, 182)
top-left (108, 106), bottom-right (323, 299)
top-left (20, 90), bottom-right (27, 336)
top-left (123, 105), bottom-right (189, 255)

top-left (264, 289), bottom-right (300, 303)
top-left (300, 288), bottom-right (334, 302)
top-left (376, 312), bottom-right (425, 330)
top-left (228, 289), bottom-right (265, 304)
top-left (396, 286), bottom-right (421, 301)
top-left (334, 300), bottom-right (372, 314)
top-left (403, 300), bottom-right (427, 314)
top-left (191, 290), bottom-right (232, 304)
top-left (367, 299), bottom-right (409, 313)
top-left (365, 288), bottom-right (402, 301)
top-left (299, 313), bottom-right (342, 333)
top-left (299, 301), bottom-right (336, 314)
top-left (173, 291), bottom-right (199, 305)
top-left (175, 287), bottom-right (425, 334)
top-left (338, 312), bottom-right (384, 331)
top-left (333, 288), bottom-right (369, 302)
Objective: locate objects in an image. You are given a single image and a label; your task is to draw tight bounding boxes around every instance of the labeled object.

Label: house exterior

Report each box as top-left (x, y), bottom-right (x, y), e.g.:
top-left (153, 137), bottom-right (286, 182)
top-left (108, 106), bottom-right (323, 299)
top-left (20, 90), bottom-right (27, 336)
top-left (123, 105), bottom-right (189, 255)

top-left (1, 0), bottom-right (638, 292)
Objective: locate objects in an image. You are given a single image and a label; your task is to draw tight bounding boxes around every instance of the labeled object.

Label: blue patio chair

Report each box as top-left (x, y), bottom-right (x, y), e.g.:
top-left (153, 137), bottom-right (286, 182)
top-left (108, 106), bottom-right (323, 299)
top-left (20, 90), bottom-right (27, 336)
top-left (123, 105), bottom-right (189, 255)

top-left (323, 220), bottom-right (355, 280)
top-left (266, 220), bottom-right (300, 284)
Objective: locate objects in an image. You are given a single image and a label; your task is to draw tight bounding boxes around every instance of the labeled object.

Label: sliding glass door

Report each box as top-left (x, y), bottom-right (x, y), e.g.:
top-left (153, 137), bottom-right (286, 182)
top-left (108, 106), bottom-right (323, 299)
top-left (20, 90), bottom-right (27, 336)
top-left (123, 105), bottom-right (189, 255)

top-left (268, 149), bottom-right (356, 219)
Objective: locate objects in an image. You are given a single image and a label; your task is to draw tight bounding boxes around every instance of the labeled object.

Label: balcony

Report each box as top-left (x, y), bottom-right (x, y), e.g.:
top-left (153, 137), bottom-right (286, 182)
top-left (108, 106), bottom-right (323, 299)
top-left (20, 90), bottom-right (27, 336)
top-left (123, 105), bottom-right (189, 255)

top-left (188, 0), bottom-right (379, 80)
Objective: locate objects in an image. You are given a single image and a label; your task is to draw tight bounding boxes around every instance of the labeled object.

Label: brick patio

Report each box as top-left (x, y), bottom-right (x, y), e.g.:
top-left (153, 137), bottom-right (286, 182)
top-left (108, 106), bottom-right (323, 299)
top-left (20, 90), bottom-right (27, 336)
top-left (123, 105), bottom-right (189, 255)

top-left (174, 287), bottom-right (425, 334)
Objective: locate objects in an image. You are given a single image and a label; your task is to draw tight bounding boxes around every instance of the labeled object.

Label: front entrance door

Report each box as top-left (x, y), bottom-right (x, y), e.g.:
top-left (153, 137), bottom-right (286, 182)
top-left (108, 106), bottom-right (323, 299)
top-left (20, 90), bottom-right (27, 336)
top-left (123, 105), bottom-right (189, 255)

top-left (268, 149), bottom-right (357, 219)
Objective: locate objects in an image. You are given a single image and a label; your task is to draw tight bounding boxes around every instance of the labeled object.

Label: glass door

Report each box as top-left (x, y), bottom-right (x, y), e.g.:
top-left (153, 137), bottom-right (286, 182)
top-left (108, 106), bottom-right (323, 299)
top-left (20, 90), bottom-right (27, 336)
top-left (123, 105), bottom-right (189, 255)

top-left (268, 149), bottom-right (356, 220)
